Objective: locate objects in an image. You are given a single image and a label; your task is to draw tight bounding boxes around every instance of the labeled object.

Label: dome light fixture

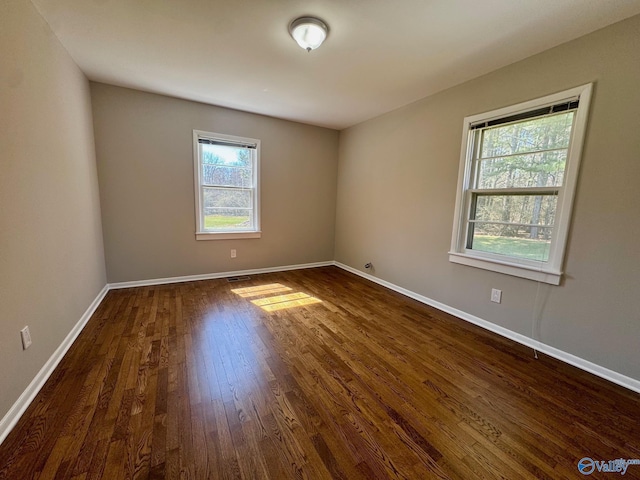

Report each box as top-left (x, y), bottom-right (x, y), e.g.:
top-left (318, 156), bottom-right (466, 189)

top-left (289, 16), bottom-right (329, 52)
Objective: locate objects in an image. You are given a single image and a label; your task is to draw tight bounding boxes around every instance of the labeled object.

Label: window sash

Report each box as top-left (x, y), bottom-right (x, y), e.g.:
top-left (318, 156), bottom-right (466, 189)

top-left (467, 187), bottom-right (560, 195)
top-left (465, 189), bottom-right (558, 251)
top-left (200, 185), bottom-right (255, 232)
top-left (198, 147), bottom-right (256, 232)
top-left (475, 146), bottom-right (569, 163)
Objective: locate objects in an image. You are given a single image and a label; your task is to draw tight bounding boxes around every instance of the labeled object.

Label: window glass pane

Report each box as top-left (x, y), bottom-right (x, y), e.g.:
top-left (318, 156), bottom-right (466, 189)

top-left (202, 164), bottom-right (252, 188)
top-left (477, 150), bottom-right (566, 189)
top-left (469, 224), bottom-right (552, 261)
top-left (480, 111), bottom-right (574, 158)
top-left (203, 187), bottom-right (252, 230)
top-left (203, 187), bottom-right (252, 208)
top-left (204, 210), bottom-right (253, 230)
top-left (473, 194), bottom-right (557, 227)
top-left (201, 144), bottom-right (252, 167)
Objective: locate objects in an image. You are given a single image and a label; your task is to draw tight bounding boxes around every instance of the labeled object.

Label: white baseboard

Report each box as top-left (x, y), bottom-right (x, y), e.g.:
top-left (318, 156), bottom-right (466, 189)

top-left (108, 261), bottom-right (334, 289)
top-left (0, 284), bottom-right (110, 445)
top-left (334, 262), bottom-right (640, 394)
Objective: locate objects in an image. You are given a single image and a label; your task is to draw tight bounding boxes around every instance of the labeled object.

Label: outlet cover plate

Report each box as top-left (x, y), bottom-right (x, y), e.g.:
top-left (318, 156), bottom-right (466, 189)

top-left (491, 288), bottom-right (502, 304)
top-left (21, 326), bottom-right (32, 350)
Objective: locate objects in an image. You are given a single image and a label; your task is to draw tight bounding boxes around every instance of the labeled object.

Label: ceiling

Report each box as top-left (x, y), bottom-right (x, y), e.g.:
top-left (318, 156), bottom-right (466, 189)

top-left (30, 0), bottom-right (640, 130)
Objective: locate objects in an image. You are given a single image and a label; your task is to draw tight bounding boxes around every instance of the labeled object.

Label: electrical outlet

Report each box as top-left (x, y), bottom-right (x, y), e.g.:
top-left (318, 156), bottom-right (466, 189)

top-left (230, 249), bottom-right (236, 258)
top-left (20, 326), bottom-right (32, 350)
top-left (491, 288), bottom-right (502, 304)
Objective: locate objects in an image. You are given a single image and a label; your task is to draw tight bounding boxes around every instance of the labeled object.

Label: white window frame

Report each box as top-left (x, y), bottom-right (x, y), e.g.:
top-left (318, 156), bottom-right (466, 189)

top-left (449, 84), bottom-right (592, 285)
top-left (193, 130), bottom-right (261, 240)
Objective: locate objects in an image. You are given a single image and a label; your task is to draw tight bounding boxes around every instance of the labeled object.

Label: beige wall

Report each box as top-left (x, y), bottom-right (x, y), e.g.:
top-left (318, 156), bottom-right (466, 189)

top-left (336, 15), bottom-right (640, 380)
top-left (0, 0), bottom-right (106, 420)
top-left (91, 84), bottom-right (339, 283)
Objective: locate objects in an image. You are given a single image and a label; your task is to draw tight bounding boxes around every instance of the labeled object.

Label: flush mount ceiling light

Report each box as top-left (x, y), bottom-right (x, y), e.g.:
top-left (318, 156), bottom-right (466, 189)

top-left (289, 16), bottom-right (329, 52)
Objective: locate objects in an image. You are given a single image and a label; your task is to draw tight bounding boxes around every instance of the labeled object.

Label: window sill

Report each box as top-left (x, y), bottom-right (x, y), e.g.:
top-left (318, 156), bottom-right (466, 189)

top-left (196, 231), bottom-right (262, 241)
top-left (448, 252), bottom-right (561, 285)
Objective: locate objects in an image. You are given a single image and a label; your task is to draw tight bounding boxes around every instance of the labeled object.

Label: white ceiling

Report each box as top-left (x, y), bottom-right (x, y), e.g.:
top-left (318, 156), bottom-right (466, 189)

top-left (31, 0), bottom-right (640, 129)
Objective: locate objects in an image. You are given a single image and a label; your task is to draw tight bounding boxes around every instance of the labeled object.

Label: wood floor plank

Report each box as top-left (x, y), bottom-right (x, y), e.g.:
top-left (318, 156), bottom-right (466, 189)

top-left (1, 266), bottom-right (639, 479)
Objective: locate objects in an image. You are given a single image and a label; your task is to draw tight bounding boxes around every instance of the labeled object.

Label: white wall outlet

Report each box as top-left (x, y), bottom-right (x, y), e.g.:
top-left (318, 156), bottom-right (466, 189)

top-left (230, 249), bottom-right (237, 258)
top-left (20, 326), bottom-right (32, 350)
top-left (491, 288), bottom-right (502, 304)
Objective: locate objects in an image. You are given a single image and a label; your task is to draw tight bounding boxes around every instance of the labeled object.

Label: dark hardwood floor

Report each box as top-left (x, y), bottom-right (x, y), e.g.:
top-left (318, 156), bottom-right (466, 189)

top-left (1, 266), bottom-right (638, 479)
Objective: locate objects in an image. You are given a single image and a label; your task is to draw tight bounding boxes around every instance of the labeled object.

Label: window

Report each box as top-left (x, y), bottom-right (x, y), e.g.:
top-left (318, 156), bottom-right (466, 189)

top-left (449, 84), bottom-right (592, 285)
top-left (193, 130), bottom-right (261, 240)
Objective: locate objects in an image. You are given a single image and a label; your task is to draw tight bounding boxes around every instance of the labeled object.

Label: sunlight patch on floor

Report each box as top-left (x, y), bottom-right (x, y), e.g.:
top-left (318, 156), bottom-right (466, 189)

top-left (231, 283), bottom-right (293, 298)
top-left (231, 284), bottom-right (322, 311)
top-left (256, 295), bottom-right (322, 312)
